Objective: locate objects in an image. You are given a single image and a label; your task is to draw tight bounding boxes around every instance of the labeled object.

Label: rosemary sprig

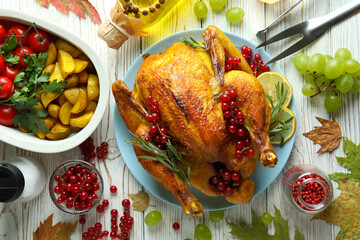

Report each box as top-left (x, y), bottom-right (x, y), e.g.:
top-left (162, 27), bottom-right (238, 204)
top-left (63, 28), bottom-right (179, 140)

top-left (267, 82), bottom-right (293, 147)
top-left (125, 131), bottom-right (191, 185)
top-left (181, 37), bottom-right (206, 50)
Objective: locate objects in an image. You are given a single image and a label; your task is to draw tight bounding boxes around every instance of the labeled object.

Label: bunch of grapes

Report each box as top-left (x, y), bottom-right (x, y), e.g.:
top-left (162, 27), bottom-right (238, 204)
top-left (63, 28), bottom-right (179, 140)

top-left (294, 48), bottom-right (360, 112)
top-left (194, 0), bottom-right (244, 23)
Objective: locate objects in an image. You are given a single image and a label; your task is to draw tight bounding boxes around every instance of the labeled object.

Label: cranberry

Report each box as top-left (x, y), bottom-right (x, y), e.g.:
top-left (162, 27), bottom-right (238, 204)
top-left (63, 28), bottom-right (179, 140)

top-left (221, 94), bottom-right (230, 102)
top-left (54, 186), bottom-right (61, 194)
top-left (147, 95), bottom-right (153, 102)
top-left (231, 172), bottom-right (241, 181)
top-left (247, 149), bottom-right (255, 156)
top-left (222, 102), bottom-right (230, 111)
top-left (171, 222), bottom-right (180, 230)
top-left (110, 185), bottom-right (117, 193)
top-left (152, 112), bottom-right (159, 121)
top-left (241, 46), bottom-right (248, 54)
top-left (54, 175), bottom-right (61, 182)
top-left (103, 230), bottom-right (109, 237)
top-left (111, 224), bottom-right (118, 232)
top-left (160, 135), bottom-right (168, 143)
top-left (236, 140), bottom-right (244, 149)
top-left (210, 176), bottom-right (219, 185)
top-left (228, 125), bottom-right (237, 134)
top-left (235, 150), bottom-right (243, 158)
top-left (236, 111), bottom-right (244, 120)
top-left (110, 209), bottom-right (118, 217)
top-left (244, 138), bottom-right (251, 147)
top-left (216, 181), bottom-right (225, 191)
top-left (234, 57), bottom-right (241, 64)
top-left (224, 186), bottom-right (233, 195)
top-left (227, 58), bottom-right (234, 64)
top-left (229, 118), bottom-right (236, 125)
top-left (149, 125), bottom-right (158, 134)
top-left (147, 114), bottom-right (153, 121)
top-left (151, 105), bottom-right (158, 112)
top-left (94, 222), bottom-right (102, 230)
top-left (230, 101), bottom-right (237, 109)
top-left (82, 232), bottom-right (90, 239)
top-left (152, 99), bottom-right (158, 106)
top-left (225, 64), bottom-right (232, 71)
top-left (79, 216), bottom-right (86, 224)
top-left (110, 231), bottom-right (117, 239)
top-left (122, 199), bottom-right (131, 209)
top-left (111, 217), bottom-right (117, 224)
top-left (254, 54), bottom-right (261, 61)
top-left (237, 128), bottom-right (245, 137)
top-left (222, 171), bottom-right (231, 181)
top-left (103, 199), bottom-right (109, 207)
top-left (223, 110), bottom-right (231, 118)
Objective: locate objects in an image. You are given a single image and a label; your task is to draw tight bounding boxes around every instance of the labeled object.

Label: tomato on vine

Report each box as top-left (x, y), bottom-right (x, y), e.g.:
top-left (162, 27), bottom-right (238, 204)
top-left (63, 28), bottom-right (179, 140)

top-left (0, 55), bottom-right (5, 73)
top-left (0, 23), bottom-right (6, 43)
top-left (1, 65), bottom-right (20, 81)
top-left (0, 76), bottom-right (13, 99)
top-left (0, 105), bottom-right (17, 126)
top-left (14, 46), bottom-right (34, 69)
top-left (7, 24), bottom-right (29, 45)
top-left (29, 29), bottom-right (51, 53)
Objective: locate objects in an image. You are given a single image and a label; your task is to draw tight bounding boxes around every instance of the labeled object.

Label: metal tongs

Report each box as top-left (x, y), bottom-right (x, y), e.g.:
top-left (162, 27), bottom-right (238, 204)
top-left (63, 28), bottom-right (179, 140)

top-left (256, 0), bottom-right (360, 64)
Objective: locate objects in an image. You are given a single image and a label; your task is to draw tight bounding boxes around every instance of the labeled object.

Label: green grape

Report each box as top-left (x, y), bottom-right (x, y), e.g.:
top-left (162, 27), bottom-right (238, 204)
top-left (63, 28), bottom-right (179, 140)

top-left (145, 211), bottom-right (162, 226)
top-left (195, 224), bottom-right (212, 240)
top-left (324, 55), bottom-right (334, 62)
top-left (302, 83), bottom-right (316, 96)
top-left (335, 74), bottom-right (354, 93)
top-left (349, 77), bottom-right (360, 93)
top-left (261, 213), bottom-right (273, 225)
top-left (335, 48), bottom-right (352, 60)
top-left (316, 75), bottom-right (330, 87)
top-left (308, 53), bottom-right (326, 73)
top-left (324, 94), bottom-right (341, 113)
top-left (293, 53), bottom-right (309, 74)
top-left (304, 74), bottom-right (316, 84)
top-left (344, 59), bottom-right (360, 73)
top-left (225, 7), bottom-right (245, 23)
top-left (184, 239), bottom-right (192, 240)
top-left (351, 68), bottom-right (360, 77)
top-left (209, 210), bottom-right (224, 222)
top-left (324, 58), bottom-right (345, 79)
top-left (209, 0), bottom-right (226, 10)
top-left (194, 1), bottom-right (208, 19)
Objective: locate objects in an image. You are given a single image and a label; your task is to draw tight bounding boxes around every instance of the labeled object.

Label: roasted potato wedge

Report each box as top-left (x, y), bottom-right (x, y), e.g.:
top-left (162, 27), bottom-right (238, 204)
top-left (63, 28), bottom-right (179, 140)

top-left (48, 104), bottom-right (60, 119)
top-left (58, 94), bottom-right (67, 106)
top-left (45, 123), bottom-right (71, 140)
top-left (48, 62), bottom-right (65, 83)
top-left (85, 101), bottom-right (97, 113)
top-left (70, 111), bottom-right (94, 128)
top-left (78, 71), bottom-right (88, 84)
top-left (74, 59), bottom-right (88, 73)
top-left (65, 74), bottom-right (79, 88)
top-left (71, 88), bottom-right (87, 114)
top-left (59, 101), bottom-right (73, 125)
top-left (45, 42), bottom-right (57, 66)
top-left (64, 88), bottom-right (79, 104)
top-left (78, 54), bottom-right (95, 72)
top-left (41, 92), bottom-right (60, 108)
top-left (37, 117), bottom-right (57, 139)
top-left (42, 64), bottom-right (55, 74)
top-left (55, 39), bottom-right (82, 57)
top-left (87, 74), bottom-right (99, 101)
top-left (58, 50), bottom-right (75, 78)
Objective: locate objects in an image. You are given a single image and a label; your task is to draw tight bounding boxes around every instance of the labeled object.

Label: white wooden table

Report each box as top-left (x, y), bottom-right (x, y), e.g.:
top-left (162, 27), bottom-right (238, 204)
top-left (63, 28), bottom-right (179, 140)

top-left (0, 0), bottom-right (359, 239)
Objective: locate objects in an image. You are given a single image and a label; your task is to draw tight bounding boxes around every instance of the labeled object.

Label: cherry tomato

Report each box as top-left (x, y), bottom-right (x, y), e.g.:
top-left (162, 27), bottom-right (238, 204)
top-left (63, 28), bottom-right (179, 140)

top-left (0, 55), bottom-right (4, 73)
top-left (14, 46), bottom-right (34, 69)
top-left (28, 29), bottom-right (50, 53)
top-left (7, 24), bottom-right (29, 45)
top-left (0, 76), bottom-right (13, 99)
top-left (0, 105), bottom-right (17, 126)
top-left (0, 23), bottom-right (6, 43)
top-left (1, 65), bottom-right (21, 82)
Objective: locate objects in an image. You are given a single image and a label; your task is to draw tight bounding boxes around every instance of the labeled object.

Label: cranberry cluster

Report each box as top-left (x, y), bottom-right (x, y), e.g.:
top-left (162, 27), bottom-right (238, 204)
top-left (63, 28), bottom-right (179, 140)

top-left (82, 222), bottom-right (109, 240)
top-left (292, 174), bottom-right (329, 210)
top-left (80, 137), bottom-right (109, 161)
top-left (225, 57), bottom-right (242, 71)
top-left (96, 199), bottom-right (109, 213)
top-left (53, 164), bottom-right (100, 211)
top-left (240, 46), bottom-right (270, 77)
top-left (209, 165), bottom-right (242, 196)
top-left (145, 95), bottom-right (169, 150)
top-left (108, 200), bottom-right (133, 240)
top-left (220, 90), bottom-right (255, 158)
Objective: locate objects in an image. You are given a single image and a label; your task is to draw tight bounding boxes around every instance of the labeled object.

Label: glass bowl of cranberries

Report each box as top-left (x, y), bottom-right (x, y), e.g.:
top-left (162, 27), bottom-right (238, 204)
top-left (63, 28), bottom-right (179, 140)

top-left (49, 160), bottom-right (104, 214)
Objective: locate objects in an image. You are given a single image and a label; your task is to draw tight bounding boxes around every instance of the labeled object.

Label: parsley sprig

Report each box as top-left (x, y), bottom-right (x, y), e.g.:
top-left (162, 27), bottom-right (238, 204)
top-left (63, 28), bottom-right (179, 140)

top-left (266, 82), bottom-right (293, 146)
top-left (181, 37), bottom-right (206, 50)
top-left (126, 131), bottom-right (191, 185)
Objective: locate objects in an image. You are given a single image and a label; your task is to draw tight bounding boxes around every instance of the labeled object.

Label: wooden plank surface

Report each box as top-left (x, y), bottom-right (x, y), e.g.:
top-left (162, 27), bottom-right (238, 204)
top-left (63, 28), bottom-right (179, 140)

top-left (0, 0), bottom-right (359, 239)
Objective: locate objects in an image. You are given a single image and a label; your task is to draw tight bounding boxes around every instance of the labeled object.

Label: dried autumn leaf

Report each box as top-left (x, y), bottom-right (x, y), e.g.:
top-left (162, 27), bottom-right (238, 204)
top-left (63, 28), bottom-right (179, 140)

top-left (129, 191), bottom-right (150, 211)
top-left (37, 0), bottom-right (102, 24)
top-left (303, 117), bottom-right (341, 153)
top-left (33, 214), bottom-right (77, 240)
top-left (313, 180), bottom-right (360, 240)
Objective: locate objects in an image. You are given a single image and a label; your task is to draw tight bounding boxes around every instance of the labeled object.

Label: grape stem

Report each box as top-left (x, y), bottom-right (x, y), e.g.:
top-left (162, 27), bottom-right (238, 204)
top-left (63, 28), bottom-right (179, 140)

top-left (306, 71), bottom-right (338, 98)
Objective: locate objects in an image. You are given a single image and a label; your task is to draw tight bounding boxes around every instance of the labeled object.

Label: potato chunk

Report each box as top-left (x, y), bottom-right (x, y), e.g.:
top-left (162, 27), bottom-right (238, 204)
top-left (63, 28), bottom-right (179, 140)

top-left (70, 111), bottom-right (94, 128)
top-left (58, 50), bottom-right (75, 78)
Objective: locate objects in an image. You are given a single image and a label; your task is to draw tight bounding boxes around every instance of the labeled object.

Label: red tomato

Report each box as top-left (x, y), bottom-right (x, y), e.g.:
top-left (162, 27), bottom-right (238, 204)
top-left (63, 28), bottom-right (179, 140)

top-left (0, 55), bottom-right (4, 73)
top-left (1, 65), bottom-right (21, 81)
top-left (7, 24), bottom-right (29, 45)
top-left (28, 29), bottom-right (50, 53)
top-left (14, 46), bottom-right (34, 69)
top-left (0, 76), bottom-right (13, 99)
top-left (0, 23), bottom-right (6, 43)
top-left (0, 105), bottom-right (17, 126)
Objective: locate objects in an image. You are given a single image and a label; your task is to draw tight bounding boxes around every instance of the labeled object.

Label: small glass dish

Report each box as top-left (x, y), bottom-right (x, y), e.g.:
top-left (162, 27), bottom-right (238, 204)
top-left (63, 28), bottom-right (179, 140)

top-left (49, 160), bottom-right (103, 214)
top-left (282, 164), bottom-right (332, 214)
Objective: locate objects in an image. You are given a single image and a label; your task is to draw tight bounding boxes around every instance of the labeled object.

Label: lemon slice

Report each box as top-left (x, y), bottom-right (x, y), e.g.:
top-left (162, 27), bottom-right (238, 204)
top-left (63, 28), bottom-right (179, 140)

top-left (270, 107), bottom-right (296, 145)
top-left (259, 0), bottom-right (280, 3)
top-left (258, 72), bottom-right (293, 108)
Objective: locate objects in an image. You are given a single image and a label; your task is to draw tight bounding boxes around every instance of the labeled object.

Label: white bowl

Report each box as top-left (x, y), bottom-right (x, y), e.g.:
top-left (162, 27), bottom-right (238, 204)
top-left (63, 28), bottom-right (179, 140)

top-left (0, 9), bottom-right (109, 153)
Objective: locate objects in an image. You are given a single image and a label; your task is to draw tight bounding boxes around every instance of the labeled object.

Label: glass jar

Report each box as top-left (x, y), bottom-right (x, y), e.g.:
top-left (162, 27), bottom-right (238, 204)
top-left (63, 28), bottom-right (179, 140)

top-left (282, 164), bottom-right (332, 214)
top-left (49, 160), bottom-right (103, 214)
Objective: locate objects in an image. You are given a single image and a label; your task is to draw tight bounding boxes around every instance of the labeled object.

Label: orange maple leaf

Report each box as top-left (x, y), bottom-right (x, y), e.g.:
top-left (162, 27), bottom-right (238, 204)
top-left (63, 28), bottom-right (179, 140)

top-left (33, 214), bottom-right (77, 240)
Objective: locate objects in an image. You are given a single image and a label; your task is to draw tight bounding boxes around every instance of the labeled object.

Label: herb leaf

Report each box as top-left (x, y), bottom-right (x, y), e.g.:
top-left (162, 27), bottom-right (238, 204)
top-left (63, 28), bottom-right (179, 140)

top-left (181, 37), bottom-right (206, 50)
top-left (41, 79), bottom-right (66, 93)
top-left (2, 36), bottom-right (18, 54)
top-left (4, 54), bottom-right (19, 64)
top-left (126, 131), bottom-right (191, 184)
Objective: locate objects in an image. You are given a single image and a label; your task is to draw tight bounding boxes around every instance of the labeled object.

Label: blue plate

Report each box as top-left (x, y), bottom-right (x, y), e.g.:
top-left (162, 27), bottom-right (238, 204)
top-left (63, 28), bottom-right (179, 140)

top-left (114, 29), bottom-right (296, 211)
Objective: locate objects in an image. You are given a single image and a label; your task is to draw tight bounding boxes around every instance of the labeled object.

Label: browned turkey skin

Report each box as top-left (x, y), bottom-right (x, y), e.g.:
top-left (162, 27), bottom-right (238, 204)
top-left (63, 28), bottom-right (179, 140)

top-left (113, 25), bottom-right (278, 217)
